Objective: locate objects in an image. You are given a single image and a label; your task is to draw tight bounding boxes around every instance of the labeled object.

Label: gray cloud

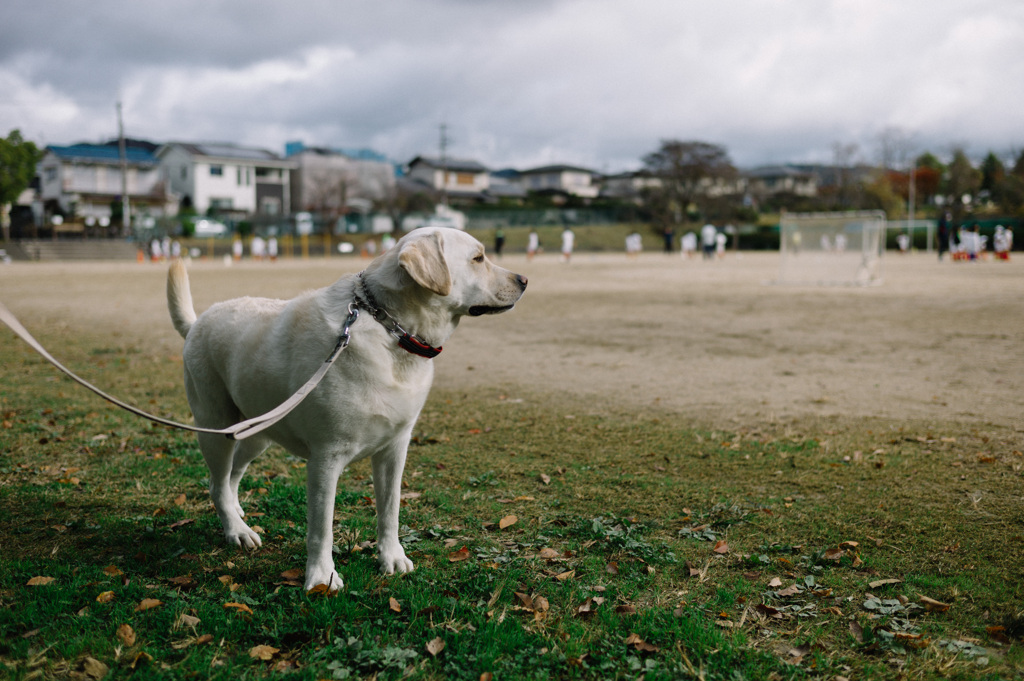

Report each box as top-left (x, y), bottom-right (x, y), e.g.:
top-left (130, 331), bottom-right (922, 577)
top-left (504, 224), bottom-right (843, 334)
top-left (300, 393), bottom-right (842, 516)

top-left (2, 0), bottom-right (1022, 171)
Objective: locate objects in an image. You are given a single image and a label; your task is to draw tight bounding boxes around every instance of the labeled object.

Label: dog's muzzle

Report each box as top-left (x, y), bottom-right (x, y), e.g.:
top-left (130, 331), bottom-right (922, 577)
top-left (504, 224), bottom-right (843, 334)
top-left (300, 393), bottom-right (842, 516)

top-left (468, 274), bottom-right (527, 316)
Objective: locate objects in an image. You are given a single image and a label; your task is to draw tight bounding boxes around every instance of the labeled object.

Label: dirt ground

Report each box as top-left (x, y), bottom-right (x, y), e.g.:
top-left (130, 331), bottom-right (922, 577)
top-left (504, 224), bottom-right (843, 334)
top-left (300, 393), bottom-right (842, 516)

top-left (1, 249), bottom-right (1021, 431)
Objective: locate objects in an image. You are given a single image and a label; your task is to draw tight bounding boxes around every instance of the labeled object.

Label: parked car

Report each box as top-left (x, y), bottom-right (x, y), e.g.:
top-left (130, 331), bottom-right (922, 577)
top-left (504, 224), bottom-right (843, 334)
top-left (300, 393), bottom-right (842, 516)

top-left (193, 219), bottom-right (229, 237)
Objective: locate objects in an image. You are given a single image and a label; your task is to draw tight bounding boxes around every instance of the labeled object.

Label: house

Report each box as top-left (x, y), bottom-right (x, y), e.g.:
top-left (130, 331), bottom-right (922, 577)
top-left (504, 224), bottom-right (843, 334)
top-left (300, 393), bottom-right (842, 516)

top-left (37, 140), bottom-right (176, 223)
top-left (286, 143), bottom-right (396, 216)
top-left (158, 142), bottom-right (294, 217)
top-left (744, 165), bottom-right (819, 198)
top-left (517, 164), bottom-right (600, 199)
top-left (406, 156), bottom-right (490, 202)
top-left (486, 169), bottom-right (528, 203)
top-left (600, 170), bottom-right (663, 202)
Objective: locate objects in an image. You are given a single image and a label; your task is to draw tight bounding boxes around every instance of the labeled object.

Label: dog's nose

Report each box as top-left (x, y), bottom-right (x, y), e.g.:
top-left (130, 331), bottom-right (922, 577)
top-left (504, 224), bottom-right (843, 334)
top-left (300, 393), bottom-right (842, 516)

top-left (516, 274), bottom-right (528, 290)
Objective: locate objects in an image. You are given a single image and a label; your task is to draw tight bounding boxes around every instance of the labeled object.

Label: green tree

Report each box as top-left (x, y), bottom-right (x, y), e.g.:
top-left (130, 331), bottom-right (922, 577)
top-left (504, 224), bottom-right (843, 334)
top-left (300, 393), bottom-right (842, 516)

top-left (0, 129), bottom-right (41, 240)
top-left (946, 149), bottom-right (980, 219)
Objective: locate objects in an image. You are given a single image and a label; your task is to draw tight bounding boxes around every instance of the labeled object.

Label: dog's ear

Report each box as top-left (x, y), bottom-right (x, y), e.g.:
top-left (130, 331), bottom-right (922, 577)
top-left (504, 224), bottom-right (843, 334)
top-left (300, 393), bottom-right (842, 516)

top-left (398, 231), bottom-right (452, 296)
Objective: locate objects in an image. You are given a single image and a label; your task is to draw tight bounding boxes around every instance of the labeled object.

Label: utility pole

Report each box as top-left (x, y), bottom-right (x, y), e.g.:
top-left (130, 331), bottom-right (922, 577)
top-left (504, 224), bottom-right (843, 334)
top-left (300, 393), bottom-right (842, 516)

top-left (439, 123), bottom-right (449, 207)
top-left (117, 101), bottom-right (130, 236)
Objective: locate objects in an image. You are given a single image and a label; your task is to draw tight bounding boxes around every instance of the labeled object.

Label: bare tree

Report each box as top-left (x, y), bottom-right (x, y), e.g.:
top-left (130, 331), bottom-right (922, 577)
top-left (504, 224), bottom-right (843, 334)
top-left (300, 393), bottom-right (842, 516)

top-left (305, 168), bottom-right (354, 232)
top-left (641, 140), bottom-right (737, 224)
top-left (831, 142), bottom-right (860, 208)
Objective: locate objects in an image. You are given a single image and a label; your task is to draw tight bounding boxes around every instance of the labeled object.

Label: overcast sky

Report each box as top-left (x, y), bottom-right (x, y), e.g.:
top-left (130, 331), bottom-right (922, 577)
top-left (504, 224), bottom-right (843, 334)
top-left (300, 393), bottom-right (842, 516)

top-left (2, 1), bottom-right (1021, 172)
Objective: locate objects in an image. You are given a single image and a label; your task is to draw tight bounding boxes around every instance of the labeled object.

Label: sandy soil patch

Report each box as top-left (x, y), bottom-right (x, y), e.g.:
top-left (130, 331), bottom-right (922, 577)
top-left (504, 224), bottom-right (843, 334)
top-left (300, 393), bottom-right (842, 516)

top-left (1, 250), bottom-right (1021, 430)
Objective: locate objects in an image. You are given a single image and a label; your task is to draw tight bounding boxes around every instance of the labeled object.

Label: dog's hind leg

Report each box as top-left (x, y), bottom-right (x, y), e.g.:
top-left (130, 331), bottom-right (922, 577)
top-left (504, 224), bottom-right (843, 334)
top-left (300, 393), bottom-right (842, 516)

top-left (197, 431), bottom-right (263, 549)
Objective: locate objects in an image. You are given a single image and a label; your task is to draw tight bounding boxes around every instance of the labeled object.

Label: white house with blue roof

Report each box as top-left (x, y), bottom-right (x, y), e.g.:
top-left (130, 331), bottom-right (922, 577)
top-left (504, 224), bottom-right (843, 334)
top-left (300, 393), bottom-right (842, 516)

top-left (38, 141), bottom-right (175, 222)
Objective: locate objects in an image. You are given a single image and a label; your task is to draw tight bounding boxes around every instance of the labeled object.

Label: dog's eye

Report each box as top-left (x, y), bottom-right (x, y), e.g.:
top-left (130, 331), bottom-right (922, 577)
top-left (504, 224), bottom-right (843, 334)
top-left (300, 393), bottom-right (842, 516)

top-left (473, 254), bottom-right (485, 263)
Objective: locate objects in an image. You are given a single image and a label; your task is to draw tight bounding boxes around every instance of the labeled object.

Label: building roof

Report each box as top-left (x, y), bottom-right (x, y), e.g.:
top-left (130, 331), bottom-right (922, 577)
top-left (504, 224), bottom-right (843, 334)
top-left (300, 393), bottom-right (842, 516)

top-left (163, 142), bottom-right (292, 166)
top-left (520, 164), bottom-right (598, 176)
top-left (46, 143), bottom-right (158, 166)
top-left (744, 164), bottom-right (815, 179)
top-left (408, 156), bottom-right (489, 174)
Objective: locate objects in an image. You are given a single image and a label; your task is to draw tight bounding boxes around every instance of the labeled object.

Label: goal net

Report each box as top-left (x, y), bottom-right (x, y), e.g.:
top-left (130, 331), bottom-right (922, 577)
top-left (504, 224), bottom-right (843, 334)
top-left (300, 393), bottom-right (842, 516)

top-left (777, 211), bottom-right (886, 286)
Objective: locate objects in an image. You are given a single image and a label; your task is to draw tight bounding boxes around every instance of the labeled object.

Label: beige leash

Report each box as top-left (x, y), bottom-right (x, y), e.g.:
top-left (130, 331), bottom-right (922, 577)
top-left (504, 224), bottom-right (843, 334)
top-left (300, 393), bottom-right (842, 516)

top-left (0, 300), bottom-right (359, 440)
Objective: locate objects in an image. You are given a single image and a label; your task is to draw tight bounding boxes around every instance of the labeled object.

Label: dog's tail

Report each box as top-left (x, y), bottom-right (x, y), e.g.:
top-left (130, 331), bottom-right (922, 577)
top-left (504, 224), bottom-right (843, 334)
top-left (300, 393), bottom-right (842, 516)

top-left (167, 259), bottom-right (197, 339)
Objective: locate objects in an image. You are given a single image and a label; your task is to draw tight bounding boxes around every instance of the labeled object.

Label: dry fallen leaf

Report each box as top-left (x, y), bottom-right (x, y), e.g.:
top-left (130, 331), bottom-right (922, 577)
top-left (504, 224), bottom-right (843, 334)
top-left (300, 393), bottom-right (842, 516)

top-left (196, 634), bottom-right (214, 645)
top-left (713, 540), bottom-right (729, 554)
top-left (129, 651), bottom-right (153, 669)
top-left (102, 566), bottom-right (123, 577)
top-left (768, 577), bottom-right (783, 588)
top-left (625, 632), bottom-right (659, 653)
top-left (280, 568), bottom-right (303, 581)
top-left (26, 576), bottom-right (55, 586)
top-left (82, 656), bottom-right (108, 680)
top-left (538, 548), bottom-right (561, 559)
top-left (919, 595), bottom-right (951, 613)
top-left (173, 493), bottom-right (187, 506)
top-left (514, 592), bottom-right (535, 610)
top-left (306, 583), bottom-right (338, 597)
top-left (135, 598), bottom-right (162, 612)
top-left (449, 546), bottom-right (471, 562)
top-left (116, 623), bottom-right (136, 647)
top-left (223, 602), bottom-right (253, 615)
top-left (249, 645), bottom-right (280, 660)
top-left (176, 613), bottom-right (201, 629)
top-left (498, 515), bottom-right (517, 530)
top-left (389, 597), bottom-right (402, 613)
top-left (553, 570), bottom-right (575, 581)
top-left (96, 591), bottom-right (115, 603)
top-left (539, 473), bottom-right (551, 485)
top-left (823, 547), bottom-right (844, 561)
top-left (868, 578), bottom-right (901, 589)
top-left (606, 561), bottom-right (619, 575)
top-left (426, 637), bottom-right (445, 657)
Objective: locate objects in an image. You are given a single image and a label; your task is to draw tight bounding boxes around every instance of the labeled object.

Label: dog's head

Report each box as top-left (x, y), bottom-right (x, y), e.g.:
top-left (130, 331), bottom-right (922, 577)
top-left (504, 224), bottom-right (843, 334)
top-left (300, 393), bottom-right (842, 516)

top-left (393, 227), bottom-right (527, 317)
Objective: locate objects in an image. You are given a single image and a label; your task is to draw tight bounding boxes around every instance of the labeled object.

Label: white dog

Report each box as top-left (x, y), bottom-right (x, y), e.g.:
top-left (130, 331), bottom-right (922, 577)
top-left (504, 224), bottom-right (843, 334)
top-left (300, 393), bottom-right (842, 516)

top-left (166, 227), bottom-right (527, 590)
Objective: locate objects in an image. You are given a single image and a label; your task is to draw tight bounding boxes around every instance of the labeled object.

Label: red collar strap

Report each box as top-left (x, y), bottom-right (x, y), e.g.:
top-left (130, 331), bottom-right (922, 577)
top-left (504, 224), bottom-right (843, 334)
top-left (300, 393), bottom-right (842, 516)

top-left (354, 274), bottom-right (443, 359)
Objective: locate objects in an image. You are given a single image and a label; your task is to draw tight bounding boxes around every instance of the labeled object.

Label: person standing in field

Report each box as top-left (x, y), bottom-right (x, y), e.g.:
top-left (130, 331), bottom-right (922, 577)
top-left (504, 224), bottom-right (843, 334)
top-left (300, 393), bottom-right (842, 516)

top-left (527, 229), bottom-right (540, 260)
top-left (561, 227), bottom-right (575, 263)
top-left (681, 231), bottom-right (697, 258)
top-left (937, 211), bottom-right (951, 261)
top-left (494, 228), bottom-right (505, 258)
top-left (700, 222), bottom-right (717, 260)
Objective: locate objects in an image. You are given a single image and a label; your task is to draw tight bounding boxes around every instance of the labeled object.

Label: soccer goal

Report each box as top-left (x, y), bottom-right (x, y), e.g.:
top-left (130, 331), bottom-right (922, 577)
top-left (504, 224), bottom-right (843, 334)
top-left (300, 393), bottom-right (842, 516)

top-left (777, 211), bottom-right (886, 286)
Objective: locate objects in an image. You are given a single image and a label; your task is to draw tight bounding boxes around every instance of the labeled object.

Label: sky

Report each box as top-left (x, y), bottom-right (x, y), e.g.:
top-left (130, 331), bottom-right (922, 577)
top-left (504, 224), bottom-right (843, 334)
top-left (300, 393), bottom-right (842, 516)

top-left (2, 0), bottom-right (1022, 173)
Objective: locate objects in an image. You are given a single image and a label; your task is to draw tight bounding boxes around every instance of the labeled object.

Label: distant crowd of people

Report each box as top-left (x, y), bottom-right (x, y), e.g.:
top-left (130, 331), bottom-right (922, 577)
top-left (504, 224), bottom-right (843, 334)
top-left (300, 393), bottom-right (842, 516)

top-left (937, 211), bottom-right (1013, 262)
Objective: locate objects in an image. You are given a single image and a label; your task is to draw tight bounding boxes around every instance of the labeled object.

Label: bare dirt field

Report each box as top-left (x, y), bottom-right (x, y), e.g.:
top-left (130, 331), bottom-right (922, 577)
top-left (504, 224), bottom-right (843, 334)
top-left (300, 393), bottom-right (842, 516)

top-left (1, 249), bottom-right (1021, 431)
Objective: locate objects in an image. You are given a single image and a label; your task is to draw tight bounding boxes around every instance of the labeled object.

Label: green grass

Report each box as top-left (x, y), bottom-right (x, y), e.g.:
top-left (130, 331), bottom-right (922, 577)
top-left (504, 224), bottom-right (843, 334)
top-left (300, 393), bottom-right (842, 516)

top-left (1, 334), bottom-right (1022, 679)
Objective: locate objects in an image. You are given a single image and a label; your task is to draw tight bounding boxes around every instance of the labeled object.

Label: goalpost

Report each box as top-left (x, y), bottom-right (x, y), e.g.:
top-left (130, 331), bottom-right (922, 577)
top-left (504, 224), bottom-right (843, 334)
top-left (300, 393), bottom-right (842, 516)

top-left (777, 211), bottom-right (886, 286)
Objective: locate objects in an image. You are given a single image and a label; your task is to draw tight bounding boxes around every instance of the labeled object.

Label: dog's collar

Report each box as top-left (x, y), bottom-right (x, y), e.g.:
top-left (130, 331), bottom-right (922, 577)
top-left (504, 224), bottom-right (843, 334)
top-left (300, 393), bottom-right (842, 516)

top-left (353, 273), bottom-right (442, 359)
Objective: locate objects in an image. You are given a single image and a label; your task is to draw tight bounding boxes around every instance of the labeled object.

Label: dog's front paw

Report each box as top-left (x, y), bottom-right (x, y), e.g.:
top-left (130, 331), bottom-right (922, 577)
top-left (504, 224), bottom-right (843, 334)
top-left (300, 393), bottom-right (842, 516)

top-left (225, 525), bottom-right (262, 550)
top-left (378, 546), bottom-right (414, 575)
top-left (304, 564), bottom-right (342, 593)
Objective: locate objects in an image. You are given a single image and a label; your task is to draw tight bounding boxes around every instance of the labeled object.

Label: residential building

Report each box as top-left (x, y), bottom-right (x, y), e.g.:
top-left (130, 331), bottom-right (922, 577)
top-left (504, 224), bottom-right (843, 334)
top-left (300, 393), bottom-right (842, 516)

top-left (518, 164), bottom-right (600, 199)
top-left (37, 140), bottom-right (176, 222)
top-left (406, 156), bottom-right (490, 202)
top-left (158, 142), bottom-right (294, 217)
top-left (744, 165), bottom-right (819, 198)
top-left (600, 170), bottom-right (663, 202)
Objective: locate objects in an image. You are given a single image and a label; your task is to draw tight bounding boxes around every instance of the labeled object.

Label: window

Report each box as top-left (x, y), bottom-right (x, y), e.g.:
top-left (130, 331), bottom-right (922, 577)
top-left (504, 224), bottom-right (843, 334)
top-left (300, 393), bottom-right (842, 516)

top-left (209, 197), bottom-right (233, 210)
top-left (180, 166), bottom-right (188, 180)
top-left (210, 165), bottom-right (223, 176)
top-left (456, 172), bottom-right (475, 186)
